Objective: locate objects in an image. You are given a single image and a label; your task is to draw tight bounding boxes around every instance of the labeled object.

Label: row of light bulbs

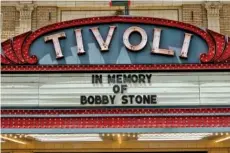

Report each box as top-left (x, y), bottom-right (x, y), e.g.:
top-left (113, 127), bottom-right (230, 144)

top-left (101, 133), bottom-right (137, 137)
top-left (101, 133), bottom-right (230, 136)
top-left (1, 134), bottom-right (28, 139)
top-left (1, 133), bottom-right (230, 138)
top-left (213, 133), bottom-right (229, 136)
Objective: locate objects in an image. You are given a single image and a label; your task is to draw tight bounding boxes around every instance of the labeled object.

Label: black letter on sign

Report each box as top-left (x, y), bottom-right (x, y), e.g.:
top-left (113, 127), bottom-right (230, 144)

top-left (80, 96), bottom-right (87, 105)
top-left (151, 95), bottom-right (157, 104)
top-left (121, 84), bottom-right (128, 94)
top-left (108, 75), bottom-right (116, 83)
top-left (113, 85), bottom-right (120, 93)
top-left (122, 95), bottom-right (128, 104)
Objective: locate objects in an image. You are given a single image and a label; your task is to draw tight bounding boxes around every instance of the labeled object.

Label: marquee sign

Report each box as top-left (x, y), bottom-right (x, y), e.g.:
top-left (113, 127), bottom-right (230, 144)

top-left (1, 16), bottom-right (230, 72)
top-left (1, 72), bottom-right (230, 108)
top-left (82, 74), bottom-right (157, 106)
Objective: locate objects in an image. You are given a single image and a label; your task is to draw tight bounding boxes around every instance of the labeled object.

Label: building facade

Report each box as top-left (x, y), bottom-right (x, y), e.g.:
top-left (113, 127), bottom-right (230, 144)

top-left (1, 1), bottom-right (230, 153)
top-left (1, 0), bottom-right (230, 41)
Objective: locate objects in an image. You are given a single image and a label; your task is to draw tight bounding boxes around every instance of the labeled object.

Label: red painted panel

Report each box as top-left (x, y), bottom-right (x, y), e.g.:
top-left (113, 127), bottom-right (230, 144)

top-left (1, 64), bottom-right (230, 72)
top-left (1, 116), bottom-right (230, 128)
top-left (1, 108), bottom-right (230, 115)
top-left (1, 108), bottom-right (230, 128)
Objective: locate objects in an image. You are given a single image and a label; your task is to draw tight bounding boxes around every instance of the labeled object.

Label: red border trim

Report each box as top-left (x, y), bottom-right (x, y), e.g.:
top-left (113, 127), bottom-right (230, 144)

top-left (2, 108), bottom-right (230, 115)
top-left (2, 116), bottom-right (230, 128)
top-left (1, 64), bottom-right (230, 72)
top-left (2, 108), bottom-right (230, 128)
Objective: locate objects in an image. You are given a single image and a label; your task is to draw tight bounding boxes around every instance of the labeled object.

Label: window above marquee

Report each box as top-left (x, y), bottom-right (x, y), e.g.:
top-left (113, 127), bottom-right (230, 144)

top-left (60, 9), bottom-right (179, 21)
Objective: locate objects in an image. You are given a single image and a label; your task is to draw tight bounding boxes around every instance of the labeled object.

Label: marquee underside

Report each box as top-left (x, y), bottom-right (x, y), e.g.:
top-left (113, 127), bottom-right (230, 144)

top-left (1, 16), bottom-right (230, 135)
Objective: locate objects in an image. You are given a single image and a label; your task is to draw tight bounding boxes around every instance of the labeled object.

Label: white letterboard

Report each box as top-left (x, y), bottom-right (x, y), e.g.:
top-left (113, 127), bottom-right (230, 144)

top-left (1, 72), bottom-right (230, 107)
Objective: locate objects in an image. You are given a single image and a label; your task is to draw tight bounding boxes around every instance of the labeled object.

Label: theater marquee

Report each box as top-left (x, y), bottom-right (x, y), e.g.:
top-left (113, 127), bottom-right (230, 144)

top-left (1, 16), bottom-right (230, 108)
top-left (1, 16), bottom-right (230, 72)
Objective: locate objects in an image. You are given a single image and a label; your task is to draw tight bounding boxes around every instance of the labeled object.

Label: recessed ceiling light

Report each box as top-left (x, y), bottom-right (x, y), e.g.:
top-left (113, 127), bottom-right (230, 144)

top-left (138, 133), bottom-right (212, 141)
top-left (28, 134), bottom-right (103, 142)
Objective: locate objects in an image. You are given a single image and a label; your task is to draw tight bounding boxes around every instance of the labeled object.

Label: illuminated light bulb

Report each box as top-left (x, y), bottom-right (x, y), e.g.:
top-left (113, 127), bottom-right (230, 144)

top-left (226, 133), bottom-right (229, 136)
top-left (221, 133), bottom-right (223, 136)
top-left (9, 134), bottom-right (12, 137)
top-left (122, 133), bottom-right (126, 137)
top-left (14, 136), bottom-right (18, 139)
top-left (101, 134), bottom-right (105, 136)
top-left (215, 133), bottom-right (219, 136)
top-left (127, 134), bottom-right (130, 137)
top-left (106, 133), bottom-right (110, 136)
